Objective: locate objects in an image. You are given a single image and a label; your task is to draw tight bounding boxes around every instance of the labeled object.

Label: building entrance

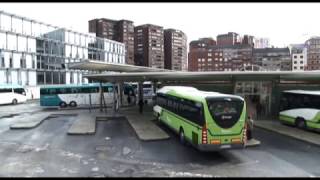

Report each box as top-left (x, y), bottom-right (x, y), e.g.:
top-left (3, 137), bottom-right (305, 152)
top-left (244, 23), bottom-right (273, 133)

top-left (234, 81), bottom-right (272, 120)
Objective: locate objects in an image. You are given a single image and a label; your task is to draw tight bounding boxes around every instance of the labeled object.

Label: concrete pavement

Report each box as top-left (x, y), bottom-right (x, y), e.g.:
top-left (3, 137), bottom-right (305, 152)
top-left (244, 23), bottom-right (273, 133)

top-left (246, 139), bottom-right (261, 147)
top-left (254, 120), bottom-right (320, 146)
top-left (10, 113), bottom-right (48, 129)
top-left (67, 114), bottom-right (96, 135)
top-left (126, 113), bottom-right (170, 141)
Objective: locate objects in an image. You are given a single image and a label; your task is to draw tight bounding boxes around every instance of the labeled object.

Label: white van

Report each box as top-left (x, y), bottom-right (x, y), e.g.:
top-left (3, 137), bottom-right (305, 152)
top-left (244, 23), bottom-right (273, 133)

top-left (0, 84), bottom-right (28, 105)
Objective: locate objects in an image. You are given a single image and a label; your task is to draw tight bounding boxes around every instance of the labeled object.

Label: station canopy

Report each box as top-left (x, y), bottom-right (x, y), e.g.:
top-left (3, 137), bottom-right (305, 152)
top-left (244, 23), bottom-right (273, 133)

top-left (83, 71), bottom-right (320, 82)
top-left (69, 60), bottom-right (320, 83)
top-left (68, 60), bottom-right (174, 72)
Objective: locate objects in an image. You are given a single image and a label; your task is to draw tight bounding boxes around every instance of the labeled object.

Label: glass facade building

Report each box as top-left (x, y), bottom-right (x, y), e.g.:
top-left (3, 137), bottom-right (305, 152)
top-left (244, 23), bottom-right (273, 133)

top-left (0, 11), bottom-right (125, 98)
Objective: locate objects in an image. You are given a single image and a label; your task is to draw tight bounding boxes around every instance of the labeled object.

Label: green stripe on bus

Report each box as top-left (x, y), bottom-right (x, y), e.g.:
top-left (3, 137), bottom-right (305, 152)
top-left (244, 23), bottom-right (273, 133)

top-left (162, 108), bottom-right (243, 137)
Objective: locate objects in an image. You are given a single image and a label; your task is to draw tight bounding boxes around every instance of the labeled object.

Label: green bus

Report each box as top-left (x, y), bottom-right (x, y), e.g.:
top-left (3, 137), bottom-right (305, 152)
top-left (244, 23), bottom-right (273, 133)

top-left (279, 90), bottom-right (320, 131)
top-left (153, 86), bottom-right (247, 151)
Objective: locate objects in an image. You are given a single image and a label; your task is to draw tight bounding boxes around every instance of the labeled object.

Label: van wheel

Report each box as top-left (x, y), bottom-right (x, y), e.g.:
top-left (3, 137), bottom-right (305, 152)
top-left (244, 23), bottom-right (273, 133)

top-left (295, 117), bottom-right (306, 129)
top-left (179, 128), bottom-right (186, 145)
top-left (59, 101), bottom-right (67, 108)
top-left (69, 101), bottom-right (77, 108)
top-left (12, 99), bottom-right (18, 105)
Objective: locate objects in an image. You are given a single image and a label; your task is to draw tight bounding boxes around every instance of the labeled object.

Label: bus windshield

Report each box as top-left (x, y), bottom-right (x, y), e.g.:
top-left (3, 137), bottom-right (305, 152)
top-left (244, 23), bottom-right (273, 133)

top-left (143, 84), bottom-right (152, 89)
top-left (206, 97), bottom-right (244, 129)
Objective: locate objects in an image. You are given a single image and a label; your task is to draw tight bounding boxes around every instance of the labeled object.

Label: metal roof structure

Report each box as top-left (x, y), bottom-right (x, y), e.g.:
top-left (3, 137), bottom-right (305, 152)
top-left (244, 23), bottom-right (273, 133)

top-left (82, 70), bottom-right (320, 83)
top-left (68, 60), bottom-right (174, 72)
top-left (68, 60), bottom-right (320, 83)
top-left (283, 90), bottom-right (320, 96)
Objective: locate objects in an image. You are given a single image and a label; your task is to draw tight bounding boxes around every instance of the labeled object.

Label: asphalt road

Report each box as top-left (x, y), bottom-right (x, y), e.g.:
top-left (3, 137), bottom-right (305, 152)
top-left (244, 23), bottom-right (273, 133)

top-left (0, 102), bottom-right (319, 177)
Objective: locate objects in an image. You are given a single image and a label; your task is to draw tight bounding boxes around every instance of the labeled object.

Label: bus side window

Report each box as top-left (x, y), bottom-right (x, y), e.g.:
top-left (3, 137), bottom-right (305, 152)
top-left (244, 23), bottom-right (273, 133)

top-left (14, 88), bottom-right (25, 95)
top-left (81, 87), bottom-right (89, 93)
top-left (71, 88), bottom-right (79, 94)
top-left (60, 88), bottom-right (67, 94)
top-left (0, 88), bottom-right (12, 93)
top-left (40, 89), bottom-right (47, 95)
top-left (103, 86), bottom-right (110, 93)
top-left (311, 95), bottom-right (320, 109)
top-left (49, 88), bottom-right (57, 95)
top-left (108, 87), bottom-right (113, 93)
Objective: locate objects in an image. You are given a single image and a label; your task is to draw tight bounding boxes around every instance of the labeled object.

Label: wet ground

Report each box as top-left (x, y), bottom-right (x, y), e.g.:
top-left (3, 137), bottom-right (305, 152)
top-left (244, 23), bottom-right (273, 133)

top-left (0, 101), bottom-right (319, 177)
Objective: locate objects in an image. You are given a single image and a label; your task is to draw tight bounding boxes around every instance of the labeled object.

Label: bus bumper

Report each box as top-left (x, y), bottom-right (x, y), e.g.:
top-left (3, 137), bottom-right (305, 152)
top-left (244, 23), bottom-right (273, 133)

top-left (197, 143), bottom-right (245, 151)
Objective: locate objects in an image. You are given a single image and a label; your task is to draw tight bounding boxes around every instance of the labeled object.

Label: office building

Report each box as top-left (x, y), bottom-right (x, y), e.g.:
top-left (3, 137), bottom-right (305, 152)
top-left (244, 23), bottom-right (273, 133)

top-left (134, 24), bottom-right (164, 69)
top-left (89, 18), bottom-right (134, 65)
top-left (164, 29), bottom-right (187, 71)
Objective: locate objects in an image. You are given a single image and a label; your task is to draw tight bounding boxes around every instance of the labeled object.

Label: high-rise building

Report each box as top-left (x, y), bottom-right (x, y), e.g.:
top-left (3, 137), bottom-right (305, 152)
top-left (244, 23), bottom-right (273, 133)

top-left (134, 24), bottom-right (164, 69)
top-left (89, 18), bottom-right (135, 65)
top-left (242, 35), bottom-right (255, 47)
top-left (305, 37), bottom-right (320, 71)
top-left (254, 38), bottom-right (270, 48)
top-left (164, 29), bottom-right (187, 71)
top-left (290, 44), bottom-right (307, 71)
top-left (217, 32), bottom-right (241, 46)
top-left (253, 47), bottom-right (291, 71)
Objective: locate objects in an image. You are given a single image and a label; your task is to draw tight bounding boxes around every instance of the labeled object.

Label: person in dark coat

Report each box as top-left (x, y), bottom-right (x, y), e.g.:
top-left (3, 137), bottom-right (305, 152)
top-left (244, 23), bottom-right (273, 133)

top-left (138, 99), bottom-right (144, 114)
top-left (247, 115), bottom-right (254, 140)
top-left (127, 94), bottom-right (131, 105)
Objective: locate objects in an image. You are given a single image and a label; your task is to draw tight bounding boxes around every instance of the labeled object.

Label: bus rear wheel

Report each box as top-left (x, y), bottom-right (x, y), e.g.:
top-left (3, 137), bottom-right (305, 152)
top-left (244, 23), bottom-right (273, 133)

top-left (69, 101), bottom-right (77, 108)
top-left (12, 99), bottom-right (18, 105)
top-left (59, 101), bottom-right (67, 108)
top-left (295, 118), bottom-right (306, 129)
top-left (179, 128), bottom-right (186, 145)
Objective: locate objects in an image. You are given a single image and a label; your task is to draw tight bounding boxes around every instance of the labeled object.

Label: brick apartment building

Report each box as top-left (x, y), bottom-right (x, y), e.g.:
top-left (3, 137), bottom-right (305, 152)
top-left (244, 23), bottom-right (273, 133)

top-left (134, 24), bottom-right (164, 69)
top-left (164, 29), bottom-right (187, 71)
top-left (217, 32), bottom-right (241, 46)
top-left (89, 18), bottom-right (135, 65)
top-left (188, 37), bottom-right (253, 71)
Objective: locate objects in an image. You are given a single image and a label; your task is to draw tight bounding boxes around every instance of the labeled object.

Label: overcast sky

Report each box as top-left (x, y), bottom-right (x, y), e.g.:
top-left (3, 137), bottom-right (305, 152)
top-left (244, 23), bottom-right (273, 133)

top-left (1, 3), bottom-right (320, 47)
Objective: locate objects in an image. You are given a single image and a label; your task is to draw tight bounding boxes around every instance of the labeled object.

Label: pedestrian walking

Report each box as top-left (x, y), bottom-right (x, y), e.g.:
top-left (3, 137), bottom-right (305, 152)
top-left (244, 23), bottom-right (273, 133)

top-left (138, 99), bottom-right (144, 114)
top-left (247, 114), bottom-right (254, 140)
top-left (256, 101), bottom-right (262, 120)
top-left (127, 95), bottom-right (131, 105)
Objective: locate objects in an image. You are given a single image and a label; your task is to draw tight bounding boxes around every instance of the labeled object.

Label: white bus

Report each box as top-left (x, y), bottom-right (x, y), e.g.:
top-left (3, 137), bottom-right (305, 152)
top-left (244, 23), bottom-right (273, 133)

top-left (0, 84), bottom-right (28, 105)
top-left (142, 81), bottom-right (155, 104)
top-left (125, 81), bottom-right (155, 104)
top-left (279, 90), bottom-right (320, 131)
top-left (40, 83), bottom-right (115, 108)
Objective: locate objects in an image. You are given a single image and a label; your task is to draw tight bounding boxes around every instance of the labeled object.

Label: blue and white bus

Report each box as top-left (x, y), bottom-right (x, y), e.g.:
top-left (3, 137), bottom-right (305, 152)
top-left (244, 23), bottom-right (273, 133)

top-left (0, 84), bottom-right (27, 105)
top-left (40, 83), bottom-right (115, 108)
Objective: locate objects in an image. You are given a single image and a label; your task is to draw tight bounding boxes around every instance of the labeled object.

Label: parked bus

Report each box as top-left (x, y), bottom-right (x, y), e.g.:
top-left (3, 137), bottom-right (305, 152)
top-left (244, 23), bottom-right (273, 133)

top-left (142, 81), bottom-right (155, 104)
top-left (0, 84), bottom-right (27, 105)
top-left (124, 81), bottom-right (155, 104)
top-left (153, 86), bottom-right (247, 151)
top-left (40, 83), bottom-right (115, 108)
top-left (279, 90), bottom-right (320, 131)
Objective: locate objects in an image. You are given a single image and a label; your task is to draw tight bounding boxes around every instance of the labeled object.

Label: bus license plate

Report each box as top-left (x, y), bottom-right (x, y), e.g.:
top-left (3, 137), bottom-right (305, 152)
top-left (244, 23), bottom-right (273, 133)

top-left (220, 145), bottom-right (231, 149)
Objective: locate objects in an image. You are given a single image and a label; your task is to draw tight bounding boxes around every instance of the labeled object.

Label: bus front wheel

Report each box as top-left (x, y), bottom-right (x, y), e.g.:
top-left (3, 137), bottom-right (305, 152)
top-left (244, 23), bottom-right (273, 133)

top-left (69, 101), bottom-right (77, 108)
top-left (12, 99), bottom-right (17, 105)
top-left (59, 102), bottom-right (67, 108)
top-left (179, 128), bottom-right (186, 145)
top-left (295, 118), bottom-right (306, 129)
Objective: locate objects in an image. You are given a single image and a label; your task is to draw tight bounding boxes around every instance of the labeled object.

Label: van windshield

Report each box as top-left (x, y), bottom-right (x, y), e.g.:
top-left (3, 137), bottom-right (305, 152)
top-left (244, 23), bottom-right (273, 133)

top-left (143, 84), bottom-right (152, 88)
top-left (206, 97), bottom-right (244, 129)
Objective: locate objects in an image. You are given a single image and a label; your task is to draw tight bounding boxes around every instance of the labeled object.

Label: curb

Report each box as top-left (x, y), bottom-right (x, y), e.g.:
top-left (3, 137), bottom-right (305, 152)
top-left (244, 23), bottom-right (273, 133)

top-left (254, 124), bottom-right (320, 147)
